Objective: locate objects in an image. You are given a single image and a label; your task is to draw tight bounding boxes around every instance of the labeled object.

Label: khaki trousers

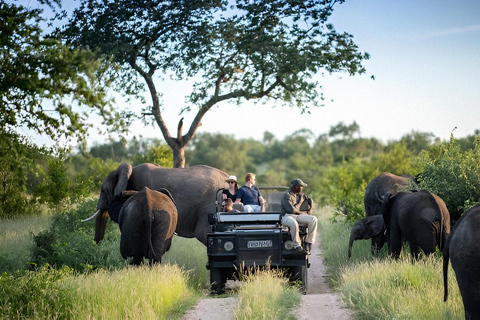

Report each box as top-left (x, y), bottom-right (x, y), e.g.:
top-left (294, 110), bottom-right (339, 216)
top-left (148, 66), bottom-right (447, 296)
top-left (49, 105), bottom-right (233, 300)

top-left (281, 213), bottom-right (317, 246)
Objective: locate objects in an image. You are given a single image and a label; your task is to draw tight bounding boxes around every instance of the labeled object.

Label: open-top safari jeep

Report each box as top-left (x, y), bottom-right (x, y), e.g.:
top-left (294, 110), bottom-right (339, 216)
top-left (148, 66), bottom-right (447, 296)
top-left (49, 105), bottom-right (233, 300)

top-left (206, 187), bottom-right (310, 294)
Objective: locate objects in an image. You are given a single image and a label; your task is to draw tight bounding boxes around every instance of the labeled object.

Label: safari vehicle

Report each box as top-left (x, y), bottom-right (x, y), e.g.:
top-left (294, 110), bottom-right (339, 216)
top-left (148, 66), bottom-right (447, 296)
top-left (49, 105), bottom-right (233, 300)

top-left (206, 187), bottom-right (310, 294)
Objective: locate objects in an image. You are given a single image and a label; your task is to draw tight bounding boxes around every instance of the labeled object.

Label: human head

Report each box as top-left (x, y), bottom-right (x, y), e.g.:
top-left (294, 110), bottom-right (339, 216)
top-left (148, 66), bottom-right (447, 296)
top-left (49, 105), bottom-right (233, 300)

top-left (245, 173), bottom-right (256, 184)
top-left (222, 198), bottom-right (234, 211)
top-left (225, 175), bottom-right (238, 187)
top-left (291, 178), bottom-right (307, 193)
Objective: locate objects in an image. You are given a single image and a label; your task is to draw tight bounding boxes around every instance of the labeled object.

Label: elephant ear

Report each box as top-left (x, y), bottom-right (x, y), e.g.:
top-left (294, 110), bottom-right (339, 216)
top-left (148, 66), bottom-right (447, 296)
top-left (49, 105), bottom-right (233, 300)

top-left (114, 163), bottom-right (133, 197)
top-left (365, 215), bottom-right (385, 238)
top-left (156, 188), bottom-right (176, 206)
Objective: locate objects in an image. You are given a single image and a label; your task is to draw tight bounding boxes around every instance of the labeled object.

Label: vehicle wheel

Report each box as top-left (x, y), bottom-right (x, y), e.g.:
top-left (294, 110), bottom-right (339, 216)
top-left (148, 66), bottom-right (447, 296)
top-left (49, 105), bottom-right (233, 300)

top-left (289, 266), bottom-right (308, 294)
top-left (210, 267), bottom-right (226, 294)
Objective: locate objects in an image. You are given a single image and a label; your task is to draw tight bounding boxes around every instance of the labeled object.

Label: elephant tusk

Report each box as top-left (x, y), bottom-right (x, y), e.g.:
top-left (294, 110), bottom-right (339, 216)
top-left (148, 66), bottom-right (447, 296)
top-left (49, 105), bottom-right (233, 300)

top-left (82, 209), bottom-right (101, 222)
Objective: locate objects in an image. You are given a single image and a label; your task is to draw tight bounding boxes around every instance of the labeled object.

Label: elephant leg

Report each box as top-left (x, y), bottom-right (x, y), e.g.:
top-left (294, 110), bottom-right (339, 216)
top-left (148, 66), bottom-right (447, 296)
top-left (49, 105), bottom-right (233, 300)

top-left (410, 244), bottom-right (421, 260)
top-left (388, 229), bottom-right (402, 259)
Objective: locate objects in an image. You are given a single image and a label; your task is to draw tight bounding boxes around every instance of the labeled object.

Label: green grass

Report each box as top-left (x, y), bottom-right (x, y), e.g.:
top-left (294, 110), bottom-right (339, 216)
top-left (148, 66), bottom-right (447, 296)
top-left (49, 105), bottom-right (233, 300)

top-left (0, 264), bottom-right (200, 319)
top-left (162, 235), bottom-right (209, 289)
top-left (0, 214), bottom-right (53, 273)
top-left (318, 207), bottom-right (464, 319)
top-left (235, 268), bottom-right (301, 320)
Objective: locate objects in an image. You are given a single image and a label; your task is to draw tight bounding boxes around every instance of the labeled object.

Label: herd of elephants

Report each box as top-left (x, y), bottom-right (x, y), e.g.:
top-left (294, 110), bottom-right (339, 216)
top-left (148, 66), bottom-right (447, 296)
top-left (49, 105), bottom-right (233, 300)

top-left (82, 163), bottom-right (480, 319)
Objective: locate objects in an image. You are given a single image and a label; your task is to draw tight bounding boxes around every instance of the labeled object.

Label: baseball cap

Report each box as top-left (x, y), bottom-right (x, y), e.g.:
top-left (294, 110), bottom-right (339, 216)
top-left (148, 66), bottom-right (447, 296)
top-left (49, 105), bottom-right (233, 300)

top-left (291, 179), bottom-right (307, 187)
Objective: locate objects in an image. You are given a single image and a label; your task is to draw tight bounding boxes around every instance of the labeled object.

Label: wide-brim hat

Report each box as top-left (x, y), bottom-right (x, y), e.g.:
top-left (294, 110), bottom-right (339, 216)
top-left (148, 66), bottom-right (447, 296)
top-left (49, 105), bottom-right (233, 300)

top-left (291, 178), bottom-right (307, 187)
top-left (225, 175), bottom-right (237, 183)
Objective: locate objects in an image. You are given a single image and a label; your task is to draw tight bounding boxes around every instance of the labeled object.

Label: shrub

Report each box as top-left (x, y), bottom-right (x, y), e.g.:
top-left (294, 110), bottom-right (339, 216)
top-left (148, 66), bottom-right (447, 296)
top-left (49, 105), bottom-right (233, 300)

top-left (419, 136), bottom-right (480, 221)
top-left (31, 199), bottom-right (124, 272)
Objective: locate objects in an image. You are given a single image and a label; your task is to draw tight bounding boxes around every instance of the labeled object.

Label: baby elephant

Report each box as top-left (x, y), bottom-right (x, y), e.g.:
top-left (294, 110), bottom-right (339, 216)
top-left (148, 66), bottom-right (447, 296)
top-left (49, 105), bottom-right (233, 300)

top-left (119, 187), bottom-right (178, 265)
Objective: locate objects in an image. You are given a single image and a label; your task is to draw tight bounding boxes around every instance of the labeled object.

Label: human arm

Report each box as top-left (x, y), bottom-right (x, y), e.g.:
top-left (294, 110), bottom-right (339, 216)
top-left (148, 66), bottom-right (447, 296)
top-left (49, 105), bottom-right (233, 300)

top-left (281, 192), bottom-right (301, 215)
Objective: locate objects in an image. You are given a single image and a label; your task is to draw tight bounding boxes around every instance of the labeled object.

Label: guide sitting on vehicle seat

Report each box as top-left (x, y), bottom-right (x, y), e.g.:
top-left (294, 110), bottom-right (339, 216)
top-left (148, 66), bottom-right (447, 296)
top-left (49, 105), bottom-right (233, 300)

top-left (280, 179), bottom-right (317, 254)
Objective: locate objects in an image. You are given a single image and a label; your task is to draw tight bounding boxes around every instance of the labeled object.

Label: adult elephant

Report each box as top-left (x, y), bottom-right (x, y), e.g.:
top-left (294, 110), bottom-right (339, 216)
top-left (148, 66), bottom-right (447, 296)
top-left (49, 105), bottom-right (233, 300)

top-left (83, 163), bottom-right (228, 245)
top-left (363, 172), bottom-right (417, 253)
top-left (119, 187), bottom-right (177, 265)
top-left (443, 204), bottom-right (480, 320)
top-left (382, 190), bottom-right (450, 259)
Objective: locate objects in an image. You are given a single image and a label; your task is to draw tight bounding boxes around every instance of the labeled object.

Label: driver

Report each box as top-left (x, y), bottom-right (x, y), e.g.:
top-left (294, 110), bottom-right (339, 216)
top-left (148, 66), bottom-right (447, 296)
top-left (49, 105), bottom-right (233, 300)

top-left (280, 179), bottom-right (317, 254)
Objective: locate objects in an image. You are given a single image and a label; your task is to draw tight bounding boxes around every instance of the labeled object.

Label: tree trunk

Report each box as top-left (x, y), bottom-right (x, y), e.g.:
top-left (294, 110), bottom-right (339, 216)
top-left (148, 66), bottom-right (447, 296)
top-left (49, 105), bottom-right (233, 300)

top-left (172, 145), bottom-right (186, 168)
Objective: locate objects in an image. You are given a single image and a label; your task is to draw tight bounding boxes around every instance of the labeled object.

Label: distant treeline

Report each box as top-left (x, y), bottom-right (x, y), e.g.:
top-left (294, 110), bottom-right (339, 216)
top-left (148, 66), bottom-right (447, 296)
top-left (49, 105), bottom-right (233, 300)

top-left (1, 123), bottom-right (480, 222)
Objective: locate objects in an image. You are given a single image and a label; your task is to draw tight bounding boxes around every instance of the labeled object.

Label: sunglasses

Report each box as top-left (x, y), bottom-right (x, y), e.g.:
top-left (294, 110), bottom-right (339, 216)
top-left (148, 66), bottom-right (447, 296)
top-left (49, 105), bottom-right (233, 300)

top-left (229, 181), bottom-right (236, 184)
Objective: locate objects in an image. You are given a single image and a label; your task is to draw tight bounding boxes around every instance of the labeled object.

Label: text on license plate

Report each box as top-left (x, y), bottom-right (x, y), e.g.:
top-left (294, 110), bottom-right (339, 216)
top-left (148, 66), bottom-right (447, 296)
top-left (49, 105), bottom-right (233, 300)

top-left (247, 240), bottom-right (273, 248)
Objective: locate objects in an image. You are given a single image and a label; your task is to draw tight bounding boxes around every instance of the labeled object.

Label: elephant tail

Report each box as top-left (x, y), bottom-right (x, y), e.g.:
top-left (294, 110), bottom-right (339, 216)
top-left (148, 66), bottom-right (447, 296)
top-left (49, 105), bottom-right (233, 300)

top-left (146, 217), bottom-right (158, 262)
top-left (443, 242), bottom-right (450, 302)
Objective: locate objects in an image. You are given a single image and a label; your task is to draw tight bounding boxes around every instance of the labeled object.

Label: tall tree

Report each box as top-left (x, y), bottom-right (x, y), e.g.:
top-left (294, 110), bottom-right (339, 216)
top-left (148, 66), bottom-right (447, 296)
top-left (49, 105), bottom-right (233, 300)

top-left (0, 1), bottom-right (121, 143)
top-left (62, 0), bottom-right (369, 167)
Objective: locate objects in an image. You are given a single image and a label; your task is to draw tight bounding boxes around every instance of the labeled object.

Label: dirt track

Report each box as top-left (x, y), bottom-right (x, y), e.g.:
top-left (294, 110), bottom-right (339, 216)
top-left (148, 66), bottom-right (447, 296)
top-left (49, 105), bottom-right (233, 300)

top-left (181, 232), bottom-right (353, 320)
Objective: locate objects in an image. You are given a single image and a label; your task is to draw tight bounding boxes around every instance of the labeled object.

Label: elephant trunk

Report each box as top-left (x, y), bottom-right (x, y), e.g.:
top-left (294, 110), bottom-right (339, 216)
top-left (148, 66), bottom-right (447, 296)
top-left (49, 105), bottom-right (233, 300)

top-left (94, 211), bottom-right (109, 243)
top-left (348, 232), bottom-right (355, 259)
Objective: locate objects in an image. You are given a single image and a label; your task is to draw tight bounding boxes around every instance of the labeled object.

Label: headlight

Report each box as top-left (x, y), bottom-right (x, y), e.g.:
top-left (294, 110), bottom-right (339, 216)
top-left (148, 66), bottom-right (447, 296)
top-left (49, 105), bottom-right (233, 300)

top-left (284, 240), bottom-right (294, 250)
top-left (224, 241), bottom-right (234, 251)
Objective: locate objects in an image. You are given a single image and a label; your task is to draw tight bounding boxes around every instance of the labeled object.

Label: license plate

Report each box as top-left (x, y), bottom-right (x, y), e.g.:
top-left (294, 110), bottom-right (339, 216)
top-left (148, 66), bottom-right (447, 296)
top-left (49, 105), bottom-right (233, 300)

top-left (247, 240), bottom-right (273, 248)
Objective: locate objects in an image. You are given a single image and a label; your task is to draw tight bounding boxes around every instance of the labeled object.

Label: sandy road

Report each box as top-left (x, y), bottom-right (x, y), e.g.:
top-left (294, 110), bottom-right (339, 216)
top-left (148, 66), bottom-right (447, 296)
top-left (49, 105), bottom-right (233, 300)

top-left (181, 231), bottom-right (353, 320)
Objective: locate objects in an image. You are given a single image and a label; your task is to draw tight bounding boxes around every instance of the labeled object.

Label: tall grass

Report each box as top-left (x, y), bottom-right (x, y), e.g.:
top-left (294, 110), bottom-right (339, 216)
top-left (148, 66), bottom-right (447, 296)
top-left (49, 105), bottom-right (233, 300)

top-left (235, 268), bottom-right (301, 320)
top-left (0, 264), bottom-right (200, 319)
top-left (318, 207), bottom-right (464, 319)
top-left (0, 214), bottom-right (53, 273)
top-left (162, 236), bottom-right (209, 289)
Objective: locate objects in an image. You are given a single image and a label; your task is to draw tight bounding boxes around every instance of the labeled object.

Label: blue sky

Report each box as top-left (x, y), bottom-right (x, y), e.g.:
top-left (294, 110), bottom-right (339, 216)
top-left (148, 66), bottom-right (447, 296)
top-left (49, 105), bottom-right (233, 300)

top-left (130, 0), bottom-right (480, 145)
top-left (19, 0), bottom-right (480, 145)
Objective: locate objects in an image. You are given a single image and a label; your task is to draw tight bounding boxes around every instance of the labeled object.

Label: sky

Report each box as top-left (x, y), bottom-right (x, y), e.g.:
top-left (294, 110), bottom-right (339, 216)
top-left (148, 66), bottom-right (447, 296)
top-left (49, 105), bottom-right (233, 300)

top-left (123, 0), bottom-right (480, 145)
top-left (21, 0), bottom-right (480, 146)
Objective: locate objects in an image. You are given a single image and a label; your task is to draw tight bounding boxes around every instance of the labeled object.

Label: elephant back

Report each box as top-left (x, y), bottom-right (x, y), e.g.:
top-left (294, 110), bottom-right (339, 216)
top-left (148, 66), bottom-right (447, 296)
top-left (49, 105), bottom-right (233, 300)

top-left (364, 172), bottom-right (414, 216)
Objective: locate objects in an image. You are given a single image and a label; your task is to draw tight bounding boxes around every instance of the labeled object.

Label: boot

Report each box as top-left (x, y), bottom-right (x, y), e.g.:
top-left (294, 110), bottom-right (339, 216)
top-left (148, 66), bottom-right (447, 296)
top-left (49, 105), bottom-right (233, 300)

top-left (304, 242), bottom-right (312, 255)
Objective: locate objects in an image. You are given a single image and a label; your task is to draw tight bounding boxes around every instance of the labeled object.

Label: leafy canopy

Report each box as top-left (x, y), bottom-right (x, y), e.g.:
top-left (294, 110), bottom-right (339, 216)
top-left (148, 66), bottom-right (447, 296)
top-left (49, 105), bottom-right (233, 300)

top-left (61, 0), bottom-right (369, 167)
top-left (0, 2), bottom-right (123, 142)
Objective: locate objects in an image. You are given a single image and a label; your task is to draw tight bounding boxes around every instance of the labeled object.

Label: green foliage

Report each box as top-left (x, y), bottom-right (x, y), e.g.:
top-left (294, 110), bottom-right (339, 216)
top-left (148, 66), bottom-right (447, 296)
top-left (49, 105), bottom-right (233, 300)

top-left (235, 268), bottom-right (301, 320)
top-left (0, 265), bottom-right (75, 319)
top-left (0, 214), bottom-right (52, 274)
top-left (31, 199), bottom-right (124, 272)
top-left (0, 264), bottom-right (200, 319)
top-left (0, 129), bottom-right (45, 218)
top-left (1, 2), bottom-right (125, 143)
top-left (61, 0), bottom-right (369, 167)
top-left (419, 136), bottom-right (480, 221)
top-left (321, 159), bottom-right (373, 221)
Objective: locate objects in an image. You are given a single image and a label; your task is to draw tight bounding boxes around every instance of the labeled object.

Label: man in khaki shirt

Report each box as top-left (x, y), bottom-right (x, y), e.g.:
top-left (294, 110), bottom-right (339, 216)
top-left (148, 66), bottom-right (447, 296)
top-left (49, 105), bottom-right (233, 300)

top-left (280, 179), bottom-right (317, 254)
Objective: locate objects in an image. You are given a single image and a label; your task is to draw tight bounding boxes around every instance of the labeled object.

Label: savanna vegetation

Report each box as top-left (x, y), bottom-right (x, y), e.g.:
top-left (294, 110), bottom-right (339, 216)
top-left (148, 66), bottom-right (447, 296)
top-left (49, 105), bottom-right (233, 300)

top-left (1, 123), bottom-right (480, 318)
top-left (3, 0), bottom-right (480, 318)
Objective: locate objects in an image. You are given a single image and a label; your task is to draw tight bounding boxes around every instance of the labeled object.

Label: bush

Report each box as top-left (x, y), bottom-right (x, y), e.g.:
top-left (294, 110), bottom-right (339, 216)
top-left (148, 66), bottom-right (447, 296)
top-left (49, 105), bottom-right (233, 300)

top-left (419, 136), bottom-right (480, 221)
top-left (31, 199), bottom-right (124, 272)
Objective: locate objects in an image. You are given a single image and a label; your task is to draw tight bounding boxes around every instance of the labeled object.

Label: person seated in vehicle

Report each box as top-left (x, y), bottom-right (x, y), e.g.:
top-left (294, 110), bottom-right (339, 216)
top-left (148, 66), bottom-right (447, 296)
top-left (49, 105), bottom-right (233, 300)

top-left (280, 179), bottom-right (317, 255)
top-left (235, 173), bottom-right (265, 212)
top-left (223, 175), bottom-right (238, 201)
top-left (222, 198), bottom-right (240, 213)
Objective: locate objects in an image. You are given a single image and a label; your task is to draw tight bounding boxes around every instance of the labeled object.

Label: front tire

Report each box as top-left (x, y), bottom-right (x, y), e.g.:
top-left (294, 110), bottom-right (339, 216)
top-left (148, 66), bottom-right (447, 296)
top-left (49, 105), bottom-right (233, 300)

top-left (210, 267), bottom-right (226, 294)
top-left (288, 265), bottom-right (308, 294)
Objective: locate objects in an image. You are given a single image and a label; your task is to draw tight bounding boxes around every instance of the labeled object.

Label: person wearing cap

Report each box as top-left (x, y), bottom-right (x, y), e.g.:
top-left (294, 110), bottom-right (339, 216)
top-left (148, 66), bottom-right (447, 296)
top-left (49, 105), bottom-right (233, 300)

top-left (280, 178), bottom-right (317, 254)
top-left (223, 175), bottom-right (238, 202)
top-left (235, 173), bottom-right (265, 212)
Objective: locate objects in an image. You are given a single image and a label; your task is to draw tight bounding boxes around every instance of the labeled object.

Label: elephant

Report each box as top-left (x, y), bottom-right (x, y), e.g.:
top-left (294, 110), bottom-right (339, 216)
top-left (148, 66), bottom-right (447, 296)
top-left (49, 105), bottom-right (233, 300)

top-left (443, 204), bottom-right (480, 320)
top-left (363, 172), bottom-right (417, 253)
top-left (348, 215), bottom-right (385, 258)
top-left (382, 190), bottom-right (450, 259)
top-left (119, 187), bottom-right (177, 265)
top-left (83, 163), bottom-right (229, 246)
